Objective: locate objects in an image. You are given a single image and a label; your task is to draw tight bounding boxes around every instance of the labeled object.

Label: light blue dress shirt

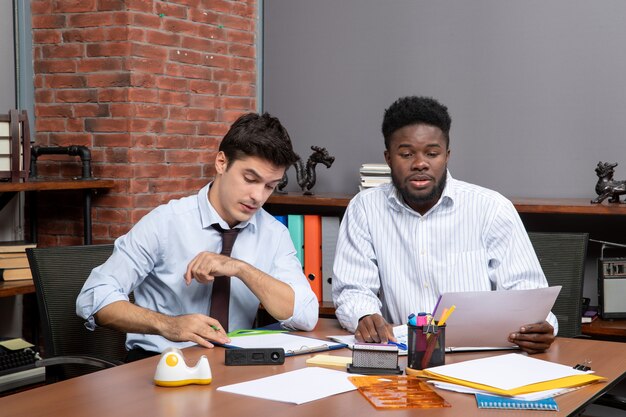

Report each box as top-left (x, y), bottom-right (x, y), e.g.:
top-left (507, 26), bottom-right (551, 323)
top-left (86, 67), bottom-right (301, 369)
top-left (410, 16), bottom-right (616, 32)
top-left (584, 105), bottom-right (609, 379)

top-left (332, 173), bottom-right (558, 334)
top-left (76, 183), bottom-right (318, 353)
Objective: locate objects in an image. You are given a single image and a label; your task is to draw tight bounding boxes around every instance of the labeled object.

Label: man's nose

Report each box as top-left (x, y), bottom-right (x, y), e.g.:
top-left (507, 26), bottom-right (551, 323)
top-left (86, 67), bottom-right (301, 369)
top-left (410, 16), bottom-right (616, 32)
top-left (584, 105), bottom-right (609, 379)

top-left (410, 155), bottom-right (428, 170)
top-left (249, 183), bottom-right (265, 202)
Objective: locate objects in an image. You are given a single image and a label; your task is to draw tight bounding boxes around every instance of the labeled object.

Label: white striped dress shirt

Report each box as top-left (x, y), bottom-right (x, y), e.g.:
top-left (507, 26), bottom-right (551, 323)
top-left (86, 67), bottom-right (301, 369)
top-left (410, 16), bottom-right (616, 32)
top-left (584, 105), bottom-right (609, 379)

top-left (332, 173), bottom-right (557, 334)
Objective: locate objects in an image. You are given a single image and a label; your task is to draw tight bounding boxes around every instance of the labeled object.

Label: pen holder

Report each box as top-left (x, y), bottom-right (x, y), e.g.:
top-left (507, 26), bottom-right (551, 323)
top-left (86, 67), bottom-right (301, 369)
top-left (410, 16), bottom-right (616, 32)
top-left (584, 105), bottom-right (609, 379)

top-left (407, 323), bottom-right (446, 370)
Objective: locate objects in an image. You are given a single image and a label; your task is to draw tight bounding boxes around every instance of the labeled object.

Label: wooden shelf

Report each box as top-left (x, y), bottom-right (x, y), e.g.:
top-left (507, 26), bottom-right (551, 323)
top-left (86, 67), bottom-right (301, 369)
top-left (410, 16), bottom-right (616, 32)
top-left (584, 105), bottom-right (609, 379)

top-left (0, 178), bottom-right (116, 245)
top-left (582, 317), bottom-right (626, 340)
top-left (266, 193), bottom-right (626, 216)
top-left (511, 198), bottom-right (626, 216)
top-left (0, 280), bottom-right (35, 298)
top-left (0, 179), bottom-right (115, 193)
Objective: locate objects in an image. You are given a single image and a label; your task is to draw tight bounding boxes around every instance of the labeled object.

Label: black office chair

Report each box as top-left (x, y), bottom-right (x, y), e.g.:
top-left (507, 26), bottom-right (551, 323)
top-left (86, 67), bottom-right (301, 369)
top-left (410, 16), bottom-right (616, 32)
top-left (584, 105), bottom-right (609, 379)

top-left (527, 232), bottom-right (588, 338)
top-left (26, 244), bottom-right (126, 382)
top-left (528, 232), bottom-right (626, 411)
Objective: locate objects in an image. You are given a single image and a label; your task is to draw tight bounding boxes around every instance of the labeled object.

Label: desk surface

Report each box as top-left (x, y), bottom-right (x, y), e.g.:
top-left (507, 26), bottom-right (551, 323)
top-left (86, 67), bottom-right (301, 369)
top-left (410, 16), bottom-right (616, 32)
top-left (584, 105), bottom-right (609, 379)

top-left (0, 280), bottom-right (34, 298)
top-left (2, 319), bottom-right (625, 417)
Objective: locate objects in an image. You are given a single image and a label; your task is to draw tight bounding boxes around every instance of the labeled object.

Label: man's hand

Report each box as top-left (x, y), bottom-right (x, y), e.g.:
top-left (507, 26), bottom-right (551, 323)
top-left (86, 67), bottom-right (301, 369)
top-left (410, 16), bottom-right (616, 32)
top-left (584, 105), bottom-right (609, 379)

top-left (355, 313), bottom-right (396, 344)
top-left (184, 252), bottom-right (241, 285)
top-left (161, 313), bottom-right (231, 349)
top-left (508, 320), bottom-right (555, 354)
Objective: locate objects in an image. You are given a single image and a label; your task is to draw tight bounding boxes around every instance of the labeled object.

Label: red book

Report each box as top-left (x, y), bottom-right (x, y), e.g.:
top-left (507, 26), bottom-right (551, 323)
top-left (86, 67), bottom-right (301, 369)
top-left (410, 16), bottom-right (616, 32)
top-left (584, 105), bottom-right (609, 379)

top-left (303, 215), bottom-right (322, 301)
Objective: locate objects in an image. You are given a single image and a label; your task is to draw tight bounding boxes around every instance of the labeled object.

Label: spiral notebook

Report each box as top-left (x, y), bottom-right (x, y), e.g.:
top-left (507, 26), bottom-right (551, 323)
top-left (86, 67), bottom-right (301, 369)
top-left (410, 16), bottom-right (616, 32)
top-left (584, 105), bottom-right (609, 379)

top-left (222, 333), bottom-right (346, 356)
top-left (475, 393), bottom-right (559, 411)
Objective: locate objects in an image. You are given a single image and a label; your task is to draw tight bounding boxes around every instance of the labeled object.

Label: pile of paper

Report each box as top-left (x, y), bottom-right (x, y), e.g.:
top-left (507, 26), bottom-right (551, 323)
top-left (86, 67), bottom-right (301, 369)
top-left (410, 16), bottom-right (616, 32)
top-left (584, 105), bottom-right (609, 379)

top-left (419, 353), bottom-right (605, 397)
top-left (359, 163), bottom-right (391, 190)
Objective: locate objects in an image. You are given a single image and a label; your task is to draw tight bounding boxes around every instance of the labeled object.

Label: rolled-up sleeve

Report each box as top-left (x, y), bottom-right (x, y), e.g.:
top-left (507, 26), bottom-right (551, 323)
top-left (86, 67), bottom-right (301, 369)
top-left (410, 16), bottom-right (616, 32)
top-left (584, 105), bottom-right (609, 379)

top-left (270, 228), bottom-right (318, 331)
top-left (76, 210), bottom-right (161, 330)
top-left (332, 197), bottom-right (382, 332)
top-left (486, 200), bottom-right (559, 335)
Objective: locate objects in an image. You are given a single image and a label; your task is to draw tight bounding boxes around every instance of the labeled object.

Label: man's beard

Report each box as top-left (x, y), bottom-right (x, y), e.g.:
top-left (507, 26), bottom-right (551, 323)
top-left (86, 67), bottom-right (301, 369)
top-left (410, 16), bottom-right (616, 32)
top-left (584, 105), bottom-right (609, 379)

top-left (393, 169), bottom-right (447, 209)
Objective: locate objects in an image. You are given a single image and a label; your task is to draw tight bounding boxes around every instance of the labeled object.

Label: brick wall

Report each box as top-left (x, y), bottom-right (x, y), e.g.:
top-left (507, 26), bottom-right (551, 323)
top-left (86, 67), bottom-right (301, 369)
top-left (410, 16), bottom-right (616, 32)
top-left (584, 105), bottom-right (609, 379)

top-left (30, 0), bottom-right (257, 246)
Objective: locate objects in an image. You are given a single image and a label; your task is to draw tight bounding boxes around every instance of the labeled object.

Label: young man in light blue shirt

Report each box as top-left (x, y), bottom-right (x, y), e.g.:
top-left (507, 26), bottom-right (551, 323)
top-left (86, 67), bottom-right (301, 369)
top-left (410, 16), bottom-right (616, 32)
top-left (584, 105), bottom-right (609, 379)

top-left (77, 113), bottom-right (318, 361)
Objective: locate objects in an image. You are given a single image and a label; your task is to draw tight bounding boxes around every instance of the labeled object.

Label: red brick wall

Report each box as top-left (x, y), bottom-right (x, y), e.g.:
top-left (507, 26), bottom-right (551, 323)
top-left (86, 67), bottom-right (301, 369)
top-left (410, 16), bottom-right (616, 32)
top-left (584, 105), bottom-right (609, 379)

top-left (30, 0), bottom-right (257, 246)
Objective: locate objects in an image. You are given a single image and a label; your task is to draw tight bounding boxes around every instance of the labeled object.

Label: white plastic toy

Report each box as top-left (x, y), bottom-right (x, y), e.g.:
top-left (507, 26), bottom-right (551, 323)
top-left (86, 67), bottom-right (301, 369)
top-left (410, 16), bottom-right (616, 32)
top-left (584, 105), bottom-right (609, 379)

top-left (154, 347), bottom-right (212, 387)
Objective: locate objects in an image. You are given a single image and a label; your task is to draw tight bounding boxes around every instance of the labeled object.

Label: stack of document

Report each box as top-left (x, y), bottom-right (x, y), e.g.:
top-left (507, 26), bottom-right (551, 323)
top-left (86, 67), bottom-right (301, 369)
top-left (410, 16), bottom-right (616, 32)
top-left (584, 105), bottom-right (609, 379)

top-left (419, 353), bottom-right (605, 397)
top-left (359, 163), bottom-right (391, 190)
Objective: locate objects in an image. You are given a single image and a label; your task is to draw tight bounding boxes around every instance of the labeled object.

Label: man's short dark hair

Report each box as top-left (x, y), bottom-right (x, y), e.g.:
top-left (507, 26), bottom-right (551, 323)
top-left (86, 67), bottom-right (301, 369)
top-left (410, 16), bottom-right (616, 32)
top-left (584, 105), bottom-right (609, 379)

top-left (219, 112), bottom-right (299, 168)
top-left (382, 96), bottom-right (452, 149)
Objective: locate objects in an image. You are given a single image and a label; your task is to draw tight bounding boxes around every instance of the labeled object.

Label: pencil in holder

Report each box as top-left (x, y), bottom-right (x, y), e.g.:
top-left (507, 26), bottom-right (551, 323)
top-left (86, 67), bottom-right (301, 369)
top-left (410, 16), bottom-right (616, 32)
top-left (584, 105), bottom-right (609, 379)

top-left (407, 323), bottom-right (446, 370)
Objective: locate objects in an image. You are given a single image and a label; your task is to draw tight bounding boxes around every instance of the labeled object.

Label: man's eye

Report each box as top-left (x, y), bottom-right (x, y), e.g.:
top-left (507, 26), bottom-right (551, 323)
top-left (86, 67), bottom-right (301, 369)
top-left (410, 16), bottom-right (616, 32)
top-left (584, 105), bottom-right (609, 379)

top-left (244, 177), bottom-right (255, 183)
top-left (427, 152), bottom-right (439, 157)
top-left (400, 153), bottom-right (412, 158)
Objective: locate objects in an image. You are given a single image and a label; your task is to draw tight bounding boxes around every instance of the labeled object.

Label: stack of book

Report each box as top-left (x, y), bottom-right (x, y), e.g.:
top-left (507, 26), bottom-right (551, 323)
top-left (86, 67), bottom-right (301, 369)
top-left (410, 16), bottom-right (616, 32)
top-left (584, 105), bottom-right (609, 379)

top-left (359, 163), bottom-right (391, 190)
top-left (0, 241), bottom-right (36, 281)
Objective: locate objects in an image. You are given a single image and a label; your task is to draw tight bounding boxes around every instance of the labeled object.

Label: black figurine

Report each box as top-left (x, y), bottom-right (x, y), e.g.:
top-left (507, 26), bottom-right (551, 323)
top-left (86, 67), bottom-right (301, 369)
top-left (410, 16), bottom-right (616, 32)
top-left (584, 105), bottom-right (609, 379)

top-left (591, 161), bottom-right (626, 204)
top-left (276, 145), bottom-right (335, 195)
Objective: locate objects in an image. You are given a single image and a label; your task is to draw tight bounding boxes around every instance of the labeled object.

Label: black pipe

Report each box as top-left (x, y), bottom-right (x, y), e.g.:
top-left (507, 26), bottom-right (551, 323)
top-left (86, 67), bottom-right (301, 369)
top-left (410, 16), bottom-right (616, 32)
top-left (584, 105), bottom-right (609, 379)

top-left (30, 145), bottom-right (92, 179)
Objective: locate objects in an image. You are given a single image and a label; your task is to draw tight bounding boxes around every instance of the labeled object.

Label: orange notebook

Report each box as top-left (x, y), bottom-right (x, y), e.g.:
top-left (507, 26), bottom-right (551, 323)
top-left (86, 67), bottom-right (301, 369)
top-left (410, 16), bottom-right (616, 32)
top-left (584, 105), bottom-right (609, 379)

top-left (303, 215), bottom-right (322, 301)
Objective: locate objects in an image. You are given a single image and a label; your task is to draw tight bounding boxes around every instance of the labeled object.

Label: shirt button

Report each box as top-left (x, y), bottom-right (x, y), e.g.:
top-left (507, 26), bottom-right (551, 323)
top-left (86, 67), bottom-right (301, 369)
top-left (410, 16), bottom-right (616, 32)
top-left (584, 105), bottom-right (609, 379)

top-left (424, 283), bottom-right (430, 289)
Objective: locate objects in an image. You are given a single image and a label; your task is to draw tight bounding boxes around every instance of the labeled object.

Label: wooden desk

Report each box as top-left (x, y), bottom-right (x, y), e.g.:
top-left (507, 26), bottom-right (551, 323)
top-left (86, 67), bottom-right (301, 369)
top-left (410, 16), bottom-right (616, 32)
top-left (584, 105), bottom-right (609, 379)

top-left (0, 179), bottom-right (115, 245)
top-left (2, 319), bottom-right (625, 417)
top-left (0, 280), bottom-right (34, 298)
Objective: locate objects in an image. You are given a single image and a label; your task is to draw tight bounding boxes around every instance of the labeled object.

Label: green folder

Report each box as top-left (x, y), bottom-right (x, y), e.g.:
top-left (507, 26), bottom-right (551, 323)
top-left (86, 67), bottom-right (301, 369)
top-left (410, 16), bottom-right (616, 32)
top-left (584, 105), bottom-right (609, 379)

top-left (287, 214), bottom-right (304, 265)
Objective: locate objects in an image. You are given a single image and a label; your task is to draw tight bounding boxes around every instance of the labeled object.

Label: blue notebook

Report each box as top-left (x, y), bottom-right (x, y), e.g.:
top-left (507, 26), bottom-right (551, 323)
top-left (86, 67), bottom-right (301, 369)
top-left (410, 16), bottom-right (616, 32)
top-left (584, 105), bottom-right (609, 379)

top-left (475, 393), bottom-right (559, 411)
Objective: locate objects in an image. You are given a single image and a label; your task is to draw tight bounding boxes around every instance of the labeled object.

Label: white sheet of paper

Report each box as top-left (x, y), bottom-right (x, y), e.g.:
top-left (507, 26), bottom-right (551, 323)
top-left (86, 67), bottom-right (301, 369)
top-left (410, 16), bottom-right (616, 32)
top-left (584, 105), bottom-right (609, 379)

top-left (436, 286), bottom-right (561, 348)
top-left (226, 333), bottom-right (345, 355)
top-left (427, 353), bottom-right (589, 391)
top-left (217, 367), bottom-right (357, 404)
top-left (327, 325), bottom-right (408, 355)
top-left (430, 380), bottom-right (581, 400)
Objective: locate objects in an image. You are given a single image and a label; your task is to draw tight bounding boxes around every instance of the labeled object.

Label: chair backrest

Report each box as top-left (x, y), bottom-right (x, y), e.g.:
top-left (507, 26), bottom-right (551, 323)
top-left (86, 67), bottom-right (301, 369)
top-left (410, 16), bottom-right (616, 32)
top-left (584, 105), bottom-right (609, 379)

top-left (26, 244), bottom-right (127, 380)
top-left (527, 232), bottom-right (588, 338)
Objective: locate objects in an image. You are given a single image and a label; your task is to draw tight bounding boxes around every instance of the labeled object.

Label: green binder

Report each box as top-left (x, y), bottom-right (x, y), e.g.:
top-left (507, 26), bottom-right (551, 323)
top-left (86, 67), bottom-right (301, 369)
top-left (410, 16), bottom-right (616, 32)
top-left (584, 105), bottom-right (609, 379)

top-left (287, 214), bottom-right (304, 265)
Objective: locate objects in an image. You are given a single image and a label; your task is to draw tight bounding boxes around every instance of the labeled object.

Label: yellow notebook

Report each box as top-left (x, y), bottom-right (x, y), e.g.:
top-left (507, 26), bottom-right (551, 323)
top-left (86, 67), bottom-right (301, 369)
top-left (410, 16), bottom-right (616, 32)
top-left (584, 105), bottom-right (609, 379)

top-left (306, 354), bottom-right (352, 371)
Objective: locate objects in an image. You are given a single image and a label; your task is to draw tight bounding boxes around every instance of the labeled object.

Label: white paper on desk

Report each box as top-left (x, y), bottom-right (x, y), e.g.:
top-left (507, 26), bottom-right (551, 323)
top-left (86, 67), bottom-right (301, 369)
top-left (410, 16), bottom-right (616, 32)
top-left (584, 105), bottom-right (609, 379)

top-left (429, 380), bottom-right (582, 400)
top-left (436, 286), bottom-right (561, 349)
top-left (327, 325), bottom-right (408, 355)
top-left (427, 353), bottom-right (590, 391)
top-left (217, 367), bottom-right (357, 404)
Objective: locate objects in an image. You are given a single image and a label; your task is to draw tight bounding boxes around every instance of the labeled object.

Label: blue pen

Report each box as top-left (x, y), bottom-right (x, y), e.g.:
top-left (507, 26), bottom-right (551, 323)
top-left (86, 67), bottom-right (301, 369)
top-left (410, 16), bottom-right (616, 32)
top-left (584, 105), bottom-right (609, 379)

top-left (388, 340), bottom-right (408, 350)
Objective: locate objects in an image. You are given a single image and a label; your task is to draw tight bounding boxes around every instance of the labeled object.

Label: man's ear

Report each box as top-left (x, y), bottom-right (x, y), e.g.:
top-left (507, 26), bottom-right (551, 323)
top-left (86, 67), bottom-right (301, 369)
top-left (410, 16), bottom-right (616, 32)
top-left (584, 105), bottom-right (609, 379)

top-left (384, 150), bottom-right (391, 167)
top-left (215, 151), bottom-right (227, 174)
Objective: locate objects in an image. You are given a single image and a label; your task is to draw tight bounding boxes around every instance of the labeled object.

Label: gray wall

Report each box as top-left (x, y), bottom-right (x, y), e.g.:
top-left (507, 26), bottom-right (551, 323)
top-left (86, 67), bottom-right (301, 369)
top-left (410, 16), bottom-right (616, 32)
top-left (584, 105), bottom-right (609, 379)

top-left (263, 0), bottom-right (626, 198)
top-left (1, 1), bottom-right (16, 112)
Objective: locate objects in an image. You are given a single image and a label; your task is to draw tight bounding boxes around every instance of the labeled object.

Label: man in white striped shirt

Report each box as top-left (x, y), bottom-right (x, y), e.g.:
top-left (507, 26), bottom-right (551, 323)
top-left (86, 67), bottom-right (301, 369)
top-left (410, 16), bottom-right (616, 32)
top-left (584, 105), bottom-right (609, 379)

top-left (332, 96), bottom-right (557, 354)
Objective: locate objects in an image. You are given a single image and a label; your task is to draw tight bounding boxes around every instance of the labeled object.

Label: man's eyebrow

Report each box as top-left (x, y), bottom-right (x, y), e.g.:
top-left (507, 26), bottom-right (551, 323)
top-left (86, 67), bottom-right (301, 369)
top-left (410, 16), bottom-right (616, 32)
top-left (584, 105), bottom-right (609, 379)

top-left (243, 168), bottom-right (283, 184)
top-left (396, 143), bottom-right (442, 149)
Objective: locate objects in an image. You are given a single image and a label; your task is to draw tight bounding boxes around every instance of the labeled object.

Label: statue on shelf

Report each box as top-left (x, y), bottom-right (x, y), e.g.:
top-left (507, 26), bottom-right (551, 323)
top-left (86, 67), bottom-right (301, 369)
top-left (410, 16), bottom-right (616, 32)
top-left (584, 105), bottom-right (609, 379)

top-left (591, 161), bottom-right (626, 204)
top-left (276, 145), bottom-right (335, 195)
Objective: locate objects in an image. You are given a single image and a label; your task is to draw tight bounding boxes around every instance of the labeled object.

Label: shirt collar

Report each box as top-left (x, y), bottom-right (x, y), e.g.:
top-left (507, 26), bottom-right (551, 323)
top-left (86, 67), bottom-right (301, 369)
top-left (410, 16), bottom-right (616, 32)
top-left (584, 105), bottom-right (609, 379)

top-left (385, 170), bottom-right (456, 216)
top-left (198, 182), bottom-right (256, 231)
